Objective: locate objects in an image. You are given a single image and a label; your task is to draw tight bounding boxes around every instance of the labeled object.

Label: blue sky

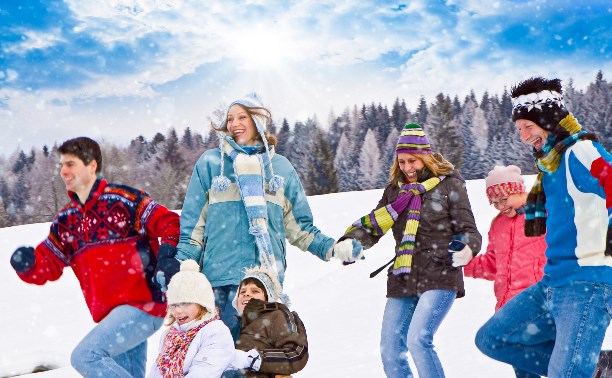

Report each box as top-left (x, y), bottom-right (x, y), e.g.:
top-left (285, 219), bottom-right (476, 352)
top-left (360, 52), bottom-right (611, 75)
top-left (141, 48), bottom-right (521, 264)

top-left (0, 0), bottom-right (610, 156)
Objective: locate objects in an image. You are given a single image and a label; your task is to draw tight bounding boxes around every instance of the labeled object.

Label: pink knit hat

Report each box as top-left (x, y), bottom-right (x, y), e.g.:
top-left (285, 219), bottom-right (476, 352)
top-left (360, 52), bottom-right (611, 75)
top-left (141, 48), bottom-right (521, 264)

top-left (485, 165), bottom-right (526, 203)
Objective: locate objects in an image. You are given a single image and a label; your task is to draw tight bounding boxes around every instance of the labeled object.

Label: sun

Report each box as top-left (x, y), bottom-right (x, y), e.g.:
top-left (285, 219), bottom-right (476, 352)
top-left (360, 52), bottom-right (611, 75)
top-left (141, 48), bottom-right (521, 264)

top-left (228, 26), bottom-right (296, 70)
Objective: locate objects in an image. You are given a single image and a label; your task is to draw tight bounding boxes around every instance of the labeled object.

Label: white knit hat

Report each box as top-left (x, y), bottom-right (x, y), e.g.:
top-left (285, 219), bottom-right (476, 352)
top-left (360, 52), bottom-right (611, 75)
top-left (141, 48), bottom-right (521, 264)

top-left (167, 260), bottom-right (215, 317)
top-left (231, 265), bottom-right (290, 313)
top-left (485, 165), bottom-right (526, 203)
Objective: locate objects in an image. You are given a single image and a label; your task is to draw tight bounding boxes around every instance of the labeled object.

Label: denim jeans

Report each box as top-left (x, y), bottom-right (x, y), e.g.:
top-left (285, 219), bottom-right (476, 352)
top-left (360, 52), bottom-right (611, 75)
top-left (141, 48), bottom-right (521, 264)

top-left (380, 289), bottom-right (456, 378)
top-left (70, 305), bottom-right (163, 378)
top-left (476, 280), bottom-right (612, 377)
top-left (214, 285), bottom-right (240, 332)
top-left (215, 285), bottom-right (243, 378)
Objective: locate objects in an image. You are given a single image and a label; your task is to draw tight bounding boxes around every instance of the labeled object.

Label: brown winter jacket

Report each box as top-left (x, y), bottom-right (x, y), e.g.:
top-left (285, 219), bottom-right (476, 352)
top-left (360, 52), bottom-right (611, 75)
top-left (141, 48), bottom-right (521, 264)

top-left (236, 299), bottom-right (308, 378)
top-left (345, 170), bottom-right (482, 298)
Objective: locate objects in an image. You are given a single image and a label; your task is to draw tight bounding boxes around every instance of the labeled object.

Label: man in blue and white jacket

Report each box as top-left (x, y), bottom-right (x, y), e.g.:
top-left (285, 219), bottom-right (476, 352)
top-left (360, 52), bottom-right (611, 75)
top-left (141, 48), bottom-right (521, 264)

top-left (476, 77), bottom-right (612, 378)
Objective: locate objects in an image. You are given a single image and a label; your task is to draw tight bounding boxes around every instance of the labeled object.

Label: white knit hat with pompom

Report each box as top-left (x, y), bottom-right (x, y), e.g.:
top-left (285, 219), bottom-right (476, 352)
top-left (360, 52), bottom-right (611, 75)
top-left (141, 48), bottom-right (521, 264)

top-left (166, 260), bottom-right (215, 317)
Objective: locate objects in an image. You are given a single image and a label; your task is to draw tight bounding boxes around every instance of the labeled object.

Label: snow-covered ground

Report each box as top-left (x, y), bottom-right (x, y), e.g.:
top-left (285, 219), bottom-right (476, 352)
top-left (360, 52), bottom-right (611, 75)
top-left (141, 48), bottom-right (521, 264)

top-left (3, 177), bottom-right (611, 377)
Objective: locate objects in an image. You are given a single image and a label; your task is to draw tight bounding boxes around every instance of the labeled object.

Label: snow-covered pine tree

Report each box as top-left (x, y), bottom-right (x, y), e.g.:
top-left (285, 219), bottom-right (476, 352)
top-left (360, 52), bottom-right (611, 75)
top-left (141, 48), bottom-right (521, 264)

top-left (328, 108), bottom-right (351, 155)
top-left (334, 132), bottom-right (357, 192)
top-left (457, 97), bottom-right (486, 179)
top-left (425, 94), bottom-right (463, 168)
top-left (306, 128), bottom-right (339, 195)
top-left (275, 118), bottom-right (291, 156)
top-left (284, 119), bottom-right (315, 190)
top-left (416, 96), bottom-right (428, 126)
top-left (391, 98), bottom-right (410, 131)
top-left (382, 127), bottom-right (400, 179)
top-left (582, 71), bottom-right (612, 149)
top-left (358, 129), bottom-right (384, 190)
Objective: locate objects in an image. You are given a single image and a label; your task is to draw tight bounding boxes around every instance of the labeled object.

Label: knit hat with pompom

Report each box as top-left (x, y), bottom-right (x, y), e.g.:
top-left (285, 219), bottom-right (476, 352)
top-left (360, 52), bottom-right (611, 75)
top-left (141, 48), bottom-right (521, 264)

top-left (396, 123), bottom-right (432, 155)
top-left (166, 260), bottom-right (215, 319)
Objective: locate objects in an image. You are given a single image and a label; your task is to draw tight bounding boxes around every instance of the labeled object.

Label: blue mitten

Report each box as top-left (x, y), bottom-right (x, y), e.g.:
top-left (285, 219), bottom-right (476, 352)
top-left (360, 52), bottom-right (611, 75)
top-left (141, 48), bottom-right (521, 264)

top-left (10, 246), bottom-right (35, 273)
top-left (154, 244), bottom-right (180, 291)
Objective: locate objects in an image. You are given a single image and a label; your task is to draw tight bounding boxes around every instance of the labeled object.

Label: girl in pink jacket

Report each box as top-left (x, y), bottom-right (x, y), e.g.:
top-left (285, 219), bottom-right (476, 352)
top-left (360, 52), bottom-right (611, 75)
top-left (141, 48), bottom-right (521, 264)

top-left (465, 165), bottom-right (547, 378)
top-left (464, 165), bottom-right (547, 311)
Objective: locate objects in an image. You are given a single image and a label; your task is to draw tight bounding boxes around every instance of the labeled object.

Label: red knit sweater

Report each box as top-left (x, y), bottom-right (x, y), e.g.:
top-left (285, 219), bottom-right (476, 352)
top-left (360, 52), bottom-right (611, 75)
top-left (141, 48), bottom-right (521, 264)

top-left (16, 179), bottom-right (180, 322)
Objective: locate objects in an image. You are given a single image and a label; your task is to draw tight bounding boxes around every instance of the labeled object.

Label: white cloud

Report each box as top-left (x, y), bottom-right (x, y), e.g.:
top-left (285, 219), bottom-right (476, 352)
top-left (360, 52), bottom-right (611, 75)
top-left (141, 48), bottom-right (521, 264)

top-left (1, 0), bottom-right (609, 156)
top-left (4, 29), bottom-right (65, 55)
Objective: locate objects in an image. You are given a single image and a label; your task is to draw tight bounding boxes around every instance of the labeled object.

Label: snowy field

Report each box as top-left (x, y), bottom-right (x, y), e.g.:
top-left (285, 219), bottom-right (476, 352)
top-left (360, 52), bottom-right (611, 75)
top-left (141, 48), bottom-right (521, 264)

top-left (3, 176), bottom-right (612, 377)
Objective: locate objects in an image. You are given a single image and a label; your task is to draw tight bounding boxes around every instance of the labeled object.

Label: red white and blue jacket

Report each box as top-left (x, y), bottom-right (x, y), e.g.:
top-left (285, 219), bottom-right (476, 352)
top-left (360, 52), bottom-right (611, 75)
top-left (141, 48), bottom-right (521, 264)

top-left (541, 140), bottom-right (612, 287)
top-left (15, 178), bottom-right (180, 322)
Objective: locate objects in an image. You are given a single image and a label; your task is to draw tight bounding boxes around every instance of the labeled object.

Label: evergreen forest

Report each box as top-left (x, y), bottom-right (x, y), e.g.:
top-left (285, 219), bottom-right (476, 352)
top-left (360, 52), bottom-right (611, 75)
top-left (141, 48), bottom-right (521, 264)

top-left (1, 71), bottom-right (610, 227)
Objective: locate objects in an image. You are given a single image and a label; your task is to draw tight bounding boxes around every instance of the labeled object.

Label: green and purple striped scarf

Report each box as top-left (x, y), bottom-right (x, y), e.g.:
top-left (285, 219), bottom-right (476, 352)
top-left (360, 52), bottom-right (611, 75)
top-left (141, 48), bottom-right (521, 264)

top-left (345, 176), bottom-right (443, 275)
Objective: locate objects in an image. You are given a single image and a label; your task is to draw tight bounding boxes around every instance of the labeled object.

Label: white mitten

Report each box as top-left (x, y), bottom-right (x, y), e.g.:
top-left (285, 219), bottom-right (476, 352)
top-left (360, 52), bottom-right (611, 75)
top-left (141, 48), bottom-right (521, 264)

top-left (332, 239), bottom-right (364, 263)
top-left (232, 349), bottom-right (261, 371)
top-left (450, 244), bottom-right (473, 267)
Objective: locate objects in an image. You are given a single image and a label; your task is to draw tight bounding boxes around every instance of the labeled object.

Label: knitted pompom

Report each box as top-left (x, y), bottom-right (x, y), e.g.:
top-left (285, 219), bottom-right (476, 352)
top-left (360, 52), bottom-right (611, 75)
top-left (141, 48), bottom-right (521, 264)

top-left (268, 175), bottom-right (285, 192)
top-left (211, 175), bottom-right (230, 192)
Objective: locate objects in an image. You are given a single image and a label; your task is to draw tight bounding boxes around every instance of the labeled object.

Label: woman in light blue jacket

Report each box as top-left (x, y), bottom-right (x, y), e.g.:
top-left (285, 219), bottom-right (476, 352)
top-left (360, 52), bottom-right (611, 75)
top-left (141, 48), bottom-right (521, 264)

top-left (166, 93), bottom-right (357, 329)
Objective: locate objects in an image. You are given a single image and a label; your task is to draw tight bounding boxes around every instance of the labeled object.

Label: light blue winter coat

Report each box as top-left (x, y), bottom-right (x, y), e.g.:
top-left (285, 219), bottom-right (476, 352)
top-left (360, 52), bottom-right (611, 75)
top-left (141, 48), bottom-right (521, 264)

top-left (176, 145), bottom-right (335, 287)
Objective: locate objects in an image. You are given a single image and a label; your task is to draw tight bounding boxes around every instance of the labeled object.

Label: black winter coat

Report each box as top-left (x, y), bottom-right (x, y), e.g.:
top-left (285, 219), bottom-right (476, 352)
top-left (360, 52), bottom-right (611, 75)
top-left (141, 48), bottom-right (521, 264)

top-left (345, 170), bottom-right (481, 298)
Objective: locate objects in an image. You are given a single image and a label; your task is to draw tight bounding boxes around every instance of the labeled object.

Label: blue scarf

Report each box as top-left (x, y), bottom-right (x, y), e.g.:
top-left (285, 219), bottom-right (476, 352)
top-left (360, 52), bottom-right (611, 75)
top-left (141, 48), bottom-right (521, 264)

top-left (211, 136), bottom-right (284, 270)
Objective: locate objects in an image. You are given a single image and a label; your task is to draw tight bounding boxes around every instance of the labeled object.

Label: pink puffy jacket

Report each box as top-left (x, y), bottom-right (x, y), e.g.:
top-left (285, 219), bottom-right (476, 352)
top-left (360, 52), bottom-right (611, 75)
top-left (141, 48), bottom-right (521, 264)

top-left (464, 213), bottom-right (547, 311)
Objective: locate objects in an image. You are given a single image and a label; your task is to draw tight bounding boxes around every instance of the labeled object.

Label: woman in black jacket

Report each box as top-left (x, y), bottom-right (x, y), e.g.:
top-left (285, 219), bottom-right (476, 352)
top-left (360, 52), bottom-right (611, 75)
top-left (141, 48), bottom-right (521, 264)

top-left (338, 123), bottom-right (482, 378)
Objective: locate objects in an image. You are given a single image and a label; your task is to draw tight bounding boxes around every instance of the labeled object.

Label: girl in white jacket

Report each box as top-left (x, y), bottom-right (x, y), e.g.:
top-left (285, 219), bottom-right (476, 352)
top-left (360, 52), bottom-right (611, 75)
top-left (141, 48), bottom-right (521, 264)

top-left (148, 260), bottom-right (234, 378)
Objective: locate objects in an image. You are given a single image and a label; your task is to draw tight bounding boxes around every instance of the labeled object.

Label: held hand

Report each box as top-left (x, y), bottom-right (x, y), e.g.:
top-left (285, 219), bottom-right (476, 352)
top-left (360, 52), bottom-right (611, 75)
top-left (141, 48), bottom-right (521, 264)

top-left (332, 239), bottom-right (364, 263)
top-left (153, 243), bottom-right (180, 291)
top-left (10, 246), bottom-right (35, 273)
top-left (450, 244), bottom-right (473, 267)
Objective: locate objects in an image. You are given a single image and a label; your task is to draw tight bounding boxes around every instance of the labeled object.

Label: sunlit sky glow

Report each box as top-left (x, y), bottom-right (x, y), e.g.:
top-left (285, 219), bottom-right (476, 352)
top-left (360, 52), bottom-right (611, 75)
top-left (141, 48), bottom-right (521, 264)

top-left (0, 0), bottom-right (610, 156)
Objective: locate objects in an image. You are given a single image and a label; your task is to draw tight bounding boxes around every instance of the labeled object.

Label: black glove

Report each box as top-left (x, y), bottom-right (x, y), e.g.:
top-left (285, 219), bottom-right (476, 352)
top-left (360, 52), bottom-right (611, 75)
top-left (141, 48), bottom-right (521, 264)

top-left (606, 225), bottom-right (612, 257)
top-left (10, 246), bottom-right (35, 273)
top-left (154, 243), bottom-right (180, 291)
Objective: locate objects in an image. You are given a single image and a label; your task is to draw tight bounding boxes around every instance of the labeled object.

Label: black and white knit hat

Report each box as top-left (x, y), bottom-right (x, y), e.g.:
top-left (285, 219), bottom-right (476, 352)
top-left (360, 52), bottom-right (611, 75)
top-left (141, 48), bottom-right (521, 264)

top-left (511, 77), bottom-right (571, 137)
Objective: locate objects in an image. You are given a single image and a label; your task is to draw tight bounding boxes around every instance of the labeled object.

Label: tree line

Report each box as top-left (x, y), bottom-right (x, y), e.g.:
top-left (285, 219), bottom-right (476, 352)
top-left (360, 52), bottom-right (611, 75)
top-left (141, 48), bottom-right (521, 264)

top-left (1, 71), bottom-right (610, 227)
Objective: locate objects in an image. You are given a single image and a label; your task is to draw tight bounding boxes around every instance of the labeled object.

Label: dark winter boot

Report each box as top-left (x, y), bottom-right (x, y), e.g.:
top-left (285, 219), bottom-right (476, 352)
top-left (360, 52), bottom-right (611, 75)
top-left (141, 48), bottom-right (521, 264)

top-left (593, 350), bottom-right (612, 378)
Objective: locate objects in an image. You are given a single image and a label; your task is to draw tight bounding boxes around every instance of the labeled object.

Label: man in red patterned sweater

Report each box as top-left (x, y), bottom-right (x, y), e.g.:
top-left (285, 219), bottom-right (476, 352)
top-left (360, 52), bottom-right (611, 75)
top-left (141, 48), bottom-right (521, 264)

top-left (9, 137), bottom-right (180, 378)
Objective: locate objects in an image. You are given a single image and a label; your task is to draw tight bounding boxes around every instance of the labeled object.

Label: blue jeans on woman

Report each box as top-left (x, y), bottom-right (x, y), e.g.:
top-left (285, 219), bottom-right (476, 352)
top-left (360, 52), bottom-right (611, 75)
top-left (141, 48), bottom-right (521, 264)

top-left (476, 280), bottom-right (612, 377)
top-left (214, 285), bottom-right (239, 331)
top-left (380, 289), bottom-right (456, 378)
top-left (70, 305), bottom-right (163, 378)
top-left (215, 285), bottom-right (245, 378)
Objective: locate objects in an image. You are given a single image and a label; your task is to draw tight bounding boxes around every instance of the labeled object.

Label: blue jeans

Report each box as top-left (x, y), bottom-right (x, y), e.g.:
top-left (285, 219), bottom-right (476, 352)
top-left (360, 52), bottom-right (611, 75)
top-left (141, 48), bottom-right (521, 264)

top-left (476, 280), bottom-right (612, 377)
top-left (70, 305), bottom-right (163, 378)
top-left (380, 290), bottom-right (456, 378)
top-left (214, 285), bottom-right (240, 332)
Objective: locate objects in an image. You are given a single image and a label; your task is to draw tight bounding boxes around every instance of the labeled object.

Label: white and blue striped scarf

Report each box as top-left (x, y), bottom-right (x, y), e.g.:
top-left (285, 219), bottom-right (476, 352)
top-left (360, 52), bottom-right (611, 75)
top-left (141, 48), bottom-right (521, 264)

top-left (212, 136), bottom-right (284, 271)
